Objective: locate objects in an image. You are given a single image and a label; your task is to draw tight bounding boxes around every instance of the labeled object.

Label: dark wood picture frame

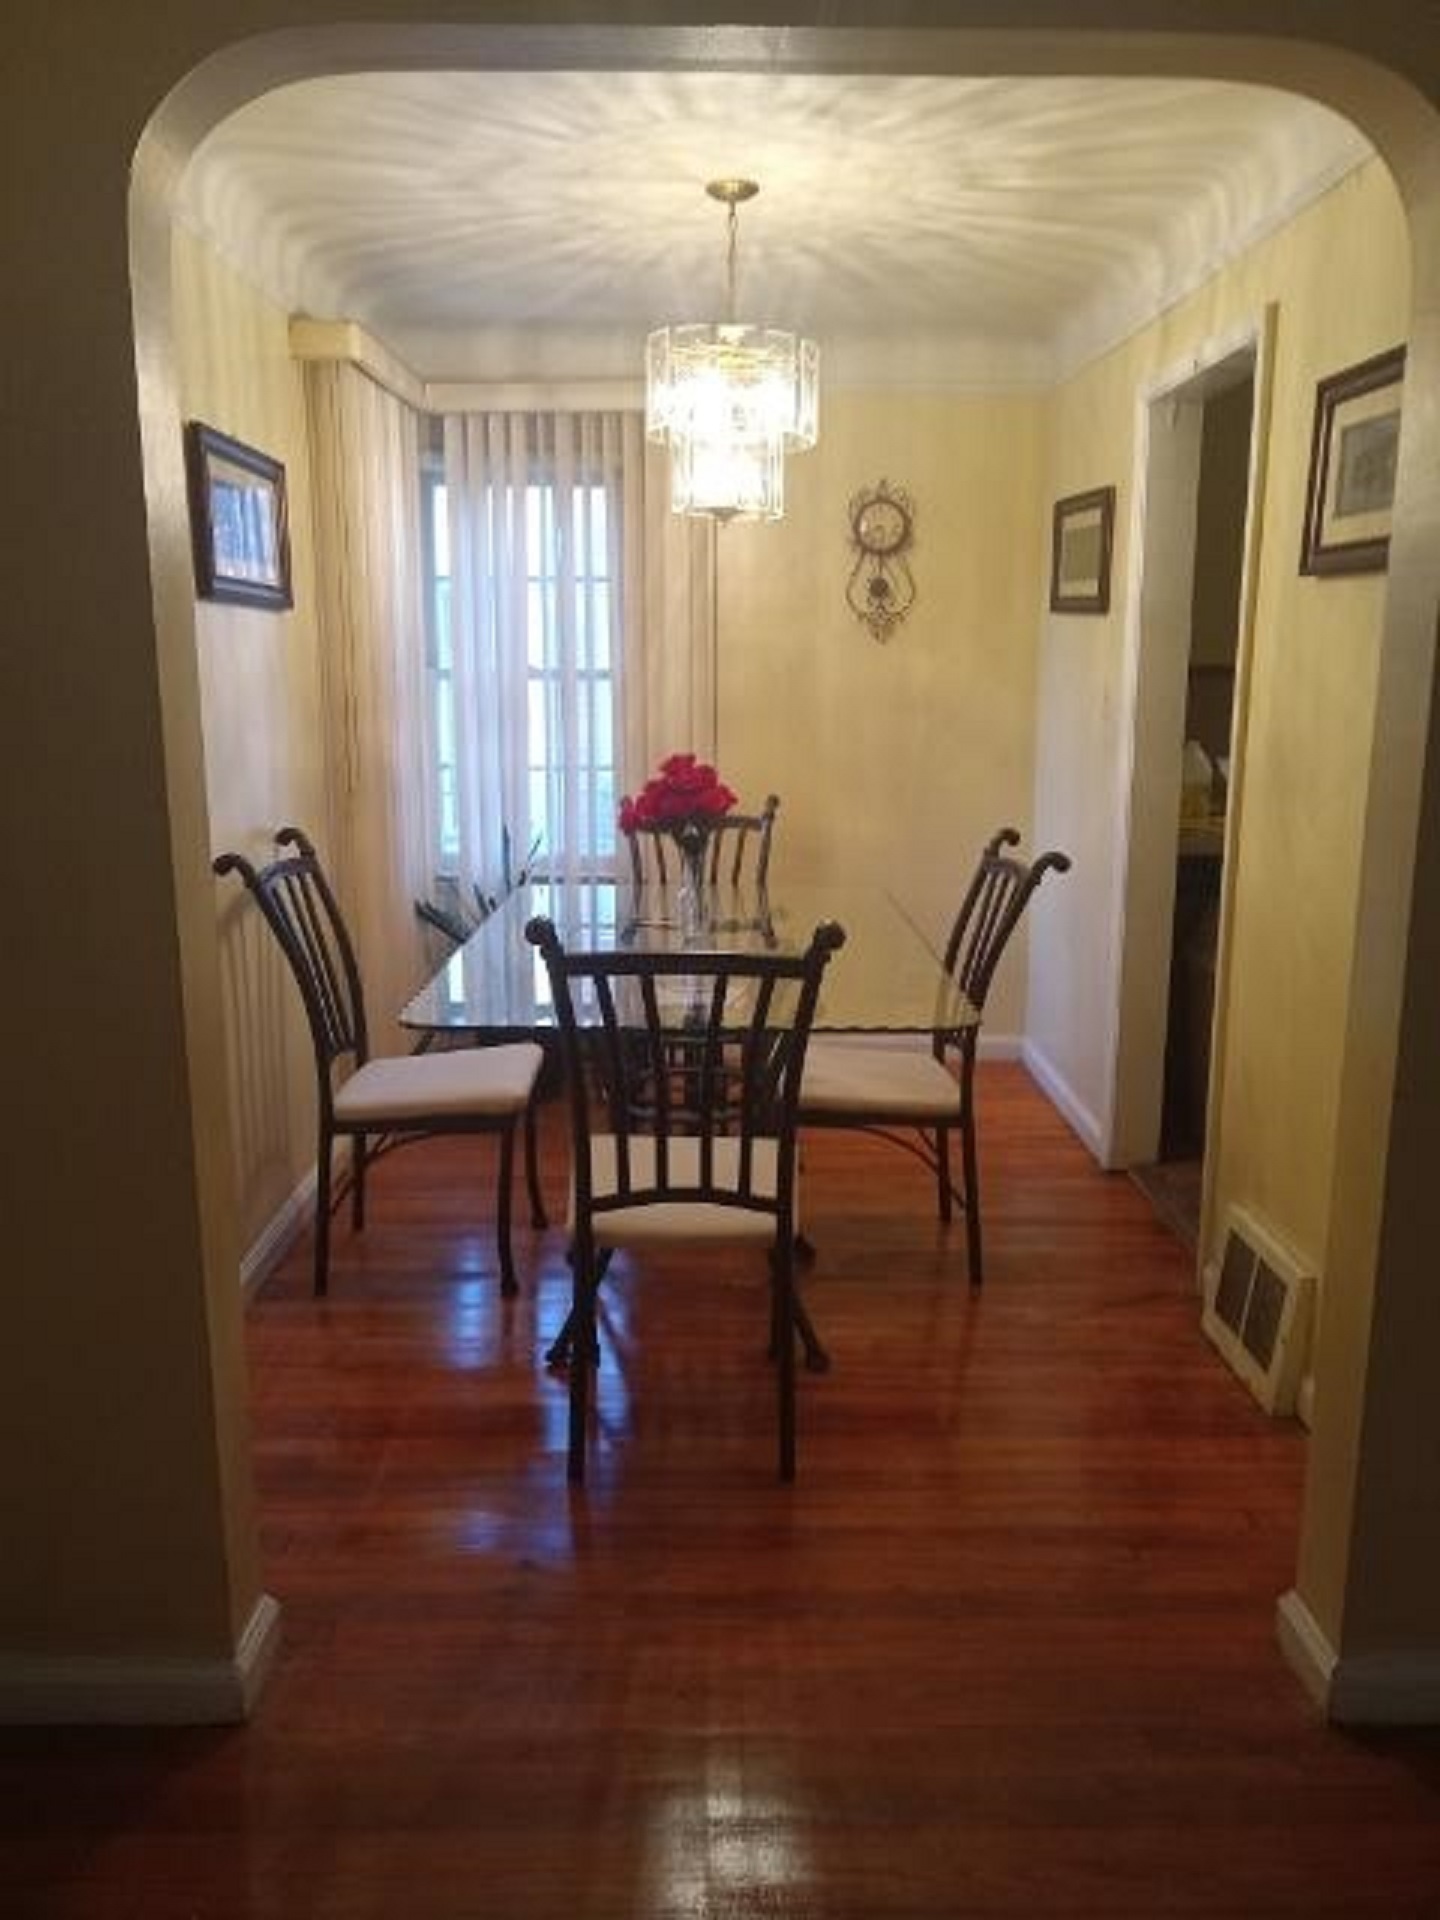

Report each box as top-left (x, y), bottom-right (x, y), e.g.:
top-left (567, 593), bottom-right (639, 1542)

top-left (184, 420), bottom-right (293, 609)
top-left (1299, 343), bottom-right (1406, 576)
top-left (1050, 485), bottom-right (1116, 614)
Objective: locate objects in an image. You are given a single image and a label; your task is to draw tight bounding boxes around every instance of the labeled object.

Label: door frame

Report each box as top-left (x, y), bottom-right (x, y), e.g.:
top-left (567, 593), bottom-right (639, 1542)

top-left (1102, 307), bottom-right (1276, 1267)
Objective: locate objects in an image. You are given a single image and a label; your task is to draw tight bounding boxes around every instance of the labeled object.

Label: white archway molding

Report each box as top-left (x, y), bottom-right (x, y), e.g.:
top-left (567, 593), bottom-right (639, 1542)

top-left (117, 9), bottom-right (1440, 1723)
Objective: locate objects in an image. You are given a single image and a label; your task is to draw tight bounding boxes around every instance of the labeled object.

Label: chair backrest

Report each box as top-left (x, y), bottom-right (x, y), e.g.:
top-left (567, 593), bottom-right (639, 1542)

top-left (623, 793), bottom-right (780, 891)
top-left (526, 914), bottom-right (844, 1231)
top-left (214, 827), bottom-right (369, 1098)
top-left (943, 826), bottom-right (1072, 1018)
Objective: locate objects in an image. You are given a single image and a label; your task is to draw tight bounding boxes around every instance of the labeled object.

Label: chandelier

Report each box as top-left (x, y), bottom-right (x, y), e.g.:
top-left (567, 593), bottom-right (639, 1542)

top-left (645, 178), bottom-right (819, 522)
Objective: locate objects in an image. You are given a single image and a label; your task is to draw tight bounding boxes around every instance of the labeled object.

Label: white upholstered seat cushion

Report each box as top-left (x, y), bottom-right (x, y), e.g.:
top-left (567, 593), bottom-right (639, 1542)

top-left (800, 1038), bottom-right (960, 1120)
top-left (575, 1135), bottom-right (784, 1246)
top-left (333, 1042), bottom-right (543, 1123)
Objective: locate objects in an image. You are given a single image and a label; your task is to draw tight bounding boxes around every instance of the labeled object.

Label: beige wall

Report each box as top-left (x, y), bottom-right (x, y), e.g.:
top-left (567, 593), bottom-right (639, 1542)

top-left (1030, 158), bottom-right (1410, 1288)
top-left (4, 3), bottom-right (1440, 1723)
top-left (718, 388), bottom-right (1046, 1039)
top-left (172, 228), bottom-right (329, 1265)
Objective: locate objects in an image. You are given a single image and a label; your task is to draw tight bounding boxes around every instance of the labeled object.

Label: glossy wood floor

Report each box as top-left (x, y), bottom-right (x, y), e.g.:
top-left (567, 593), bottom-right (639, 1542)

top-left (5, 1064), bottom-right (1440, 1917)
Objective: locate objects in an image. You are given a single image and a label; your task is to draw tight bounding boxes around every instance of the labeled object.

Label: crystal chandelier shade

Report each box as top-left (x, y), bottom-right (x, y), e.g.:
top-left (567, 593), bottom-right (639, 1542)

top-left (645, 182), bottom-right (819, 522)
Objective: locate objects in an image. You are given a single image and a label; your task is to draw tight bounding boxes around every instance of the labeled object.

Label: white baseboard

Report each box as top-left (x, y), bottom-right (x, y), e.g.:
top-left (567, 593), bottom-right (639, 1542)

top-left (978, 1031), bottom-right (1022, 1062)
top-left (241, 1171), bottom-right (315, 1303)
top-left (1277, 1589), bottom-right (1440, 1724)
top-left (0, 1591), bottom-right (282, 1726)
top-left (1021, 1039), bottom-right (1104, 1157)
top-left (1276, 1588), bottom-right (1336, 1711)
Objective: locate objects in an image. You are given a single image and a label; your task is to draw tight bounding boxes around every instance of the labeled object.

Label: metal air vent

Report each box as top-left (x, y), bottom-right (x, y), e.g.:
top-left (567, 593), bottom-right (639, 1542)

top-left (1201, 1205), bottom-right (1315, 1418)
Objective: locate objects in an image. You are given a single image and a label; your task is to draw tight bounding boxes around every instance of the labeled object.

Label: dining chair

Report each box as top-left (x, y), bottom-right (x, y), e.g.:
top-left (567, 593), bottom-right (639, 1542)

top-left (622, 792), bottom-right (780, 890)
top-left (799, 826), bottom-right (1071, 1286)
top-left (526, 911), bottom-right (845, 1483)
top-left (215, 826), bottom-right (546, 1299)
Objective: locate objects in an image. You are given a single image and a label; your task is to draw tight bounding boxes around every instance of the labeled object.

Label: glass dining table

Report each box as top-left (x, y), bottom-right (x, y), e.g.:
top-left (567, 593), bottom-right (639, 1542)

top-left (399, 876), bottom-right (976, 1040)
top-left (400, 876), bottom-right (975, 1374)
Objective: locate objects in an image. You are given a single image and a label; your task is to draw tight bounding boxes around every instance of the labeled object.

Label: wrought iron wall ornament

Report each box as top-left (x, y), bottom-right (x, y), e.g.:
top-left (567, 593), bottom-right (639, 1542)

top-left (846, 480), bottom-right (916, 640)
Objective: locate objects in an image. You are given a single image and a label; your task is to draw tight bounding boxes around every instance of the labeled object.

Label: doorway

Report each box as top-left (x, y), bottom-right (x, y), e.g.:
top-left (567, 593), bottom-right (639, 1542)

top-left (1143, 369), bottom-right (1254, 1242)
top-left (1107, 318), bottom-right (1271, 1259)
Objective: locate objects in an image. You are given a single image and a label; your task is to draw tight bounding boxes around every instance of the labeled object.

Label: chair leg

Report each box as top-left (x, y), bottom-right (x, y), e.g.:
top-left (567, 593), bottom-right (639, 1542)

top-left (351, 1133), bottom-right (367, 1231)
top-left (960, 1114), bottom-right (983, 1287)
top-left (935, 1124), bottom-right (953, 1224)
top-left (314, 1128), bottom-right (332, 1298)
top-left (496, 1123), bottom-right (520, 1299)
top-left (523, 1095), bottom-right (547, 1228)
top-left (568, 1236), bottom-right (598, 1484)
top-left (773, 1240), bottom-right (797, 1482)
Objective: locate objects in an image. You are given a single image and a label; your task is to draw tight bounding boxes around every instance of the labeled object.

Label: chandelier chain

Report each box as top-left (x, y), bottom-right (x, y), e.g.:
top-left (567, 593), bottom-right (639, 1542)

top-left (726, 198), bottom-right (739, 322)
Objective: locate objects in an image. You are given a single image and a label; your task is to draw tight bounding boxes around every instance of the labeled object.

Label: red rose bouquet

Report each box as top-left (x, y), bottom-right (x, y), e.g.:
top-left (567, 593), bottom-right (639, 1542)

top-left (618, 755), bottom-right (738, 930)
top-left (618, 753), bottom-right (738, 840)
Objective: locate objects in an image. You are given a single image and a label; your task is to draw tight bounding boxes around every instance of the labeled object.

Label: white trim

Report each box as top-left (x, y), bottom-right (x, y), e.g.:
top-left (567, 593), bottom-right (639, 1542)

top-left (1276, 1588), bottom-right (1336, 1710)
top-left (1276, 1590), bottom-right (1440, 1725)
top-left (1022, 1038), bottom-right (1104, 1158)
top-left (0, 1593), bottom-right (281, 1726)
top-left (289, 321), bottom-right (646, 416)
top-left (288, 317), bottom-right (426, 410)
top-left (240, 1170), bottom-right (315, 1304)
top-left (978, 1033), bottom-right (1021, 1062)
top-left (1101, 310), bottom-right (1271, 1171)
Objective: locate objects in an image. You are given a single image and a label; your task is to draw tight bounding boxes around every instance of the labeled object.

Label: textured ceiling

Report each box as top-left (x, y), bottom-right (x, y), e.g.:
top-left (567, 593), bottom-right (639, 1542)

top-left (178, 70), bottom-right (1370, 387)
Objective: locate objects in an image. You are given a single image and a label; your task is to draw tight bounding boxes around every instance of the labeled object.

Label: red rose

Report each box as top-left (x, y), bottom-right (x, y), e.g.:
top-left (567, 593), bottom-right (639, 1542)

top-left (618, 753), bottom-right (739, 836)
top-left (671, 759), bottom-right (715, 794)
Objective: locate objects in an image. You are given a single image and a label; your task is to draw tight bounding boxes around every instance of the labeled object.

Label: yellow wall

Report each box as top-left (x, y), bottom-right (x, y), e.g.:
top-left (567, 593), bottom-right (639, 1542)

top-left (1030, 157), bottom-right (1411, 1284)
top-left (718, 388), bottom-right (1047, 1039)
top-left (171, 229), bottom-right (328, 1266)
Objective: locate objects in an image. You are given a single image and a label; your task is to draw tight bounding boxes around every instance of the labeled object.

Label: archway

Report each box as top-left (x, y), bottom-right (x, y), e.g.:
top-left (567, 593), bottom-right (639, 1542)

top-left (106, 13), bottom-right (1440, 1723)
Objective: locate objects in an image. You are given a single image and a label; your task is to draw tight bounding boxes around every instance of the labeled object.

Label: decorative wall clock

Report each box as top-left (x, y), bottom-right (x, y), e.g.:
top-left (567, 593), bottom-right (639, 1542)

top-left (846, 479), bottom-right (916, 640)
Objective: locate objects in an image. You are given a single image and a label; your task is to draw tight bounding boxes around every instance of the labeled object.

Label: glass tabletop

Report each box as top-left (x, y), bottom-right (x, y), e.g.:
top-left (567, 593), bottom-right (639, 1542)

top-left (401, 879), bottom-right (976, 1038)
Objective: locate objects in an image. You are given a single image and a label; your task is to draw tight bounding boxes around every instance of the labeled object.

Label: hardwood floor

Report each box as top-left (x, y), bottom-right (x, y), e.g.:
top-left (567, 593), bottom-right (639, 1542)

top-left (4, 1063), bottom-right (1439, 1917)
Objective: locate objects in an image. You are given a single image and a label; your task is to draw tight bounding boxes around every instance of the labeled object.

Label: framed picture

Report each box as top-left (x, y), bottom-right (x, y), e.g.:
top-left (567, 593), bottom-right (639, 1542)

top-left (184, 420), bottom-right (293, 609)
top-left (1050, 485), bottom-right (1116, 614)
top-left (1299, 344), bottom-right (1406, 576)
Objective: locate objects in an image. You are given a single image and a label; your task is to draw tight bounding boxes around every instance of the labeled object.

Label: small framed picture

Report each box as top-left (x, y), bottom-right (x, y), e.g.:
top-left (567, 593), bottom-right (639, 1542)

top-left (1299, 344), bottom-right (1406, 576)
top-left (1050, 485), bottom-right (1116, 614)
top-left (184, 421), bottom-right (293, 609)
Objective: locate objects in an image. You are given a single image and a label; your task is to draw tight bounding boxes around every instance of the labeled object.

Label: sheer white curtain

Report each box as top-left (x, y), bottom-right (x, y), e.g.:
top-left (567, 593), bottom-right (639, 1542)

top-left (304, 360), bottom-right (431, 1045)
top-left (626, 440), bottom-right (718, 783)
top-left (441, 408), bottom-right (715, 883)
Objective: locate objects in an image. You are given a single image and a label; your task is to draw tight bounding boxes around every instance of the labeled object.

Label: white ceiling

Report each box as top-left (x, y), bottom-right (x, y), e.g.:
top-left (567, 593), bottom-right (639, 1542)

top-left (178, 69), bottom-right (1371, 389)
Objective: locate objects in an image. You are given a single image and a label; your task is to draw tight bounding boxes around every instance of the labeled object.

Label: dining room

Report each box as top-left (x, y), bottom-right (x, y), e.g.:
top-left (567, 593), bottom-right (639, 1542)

top-left (7, 7), bottom-right (1440, 1910)
top-left (166, 45), bottom-right (1431, 1723)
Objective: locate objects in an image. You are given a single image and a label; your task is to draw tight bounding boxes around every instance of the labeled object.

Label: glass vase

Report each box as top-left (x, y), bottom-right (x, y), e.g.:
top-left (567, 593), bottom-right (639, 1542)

top-left (674, 828), bottom-right (711, 942)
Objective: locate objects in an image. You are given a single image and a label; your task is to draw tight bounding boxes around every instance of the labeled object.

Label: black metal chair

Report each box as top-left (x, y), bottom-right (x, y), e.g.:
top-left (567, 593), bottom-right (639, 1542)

top-left (799, 827), bottom-right (1071, 1286)
top-left (526, 912), bottom-right (845, 1483)
top-left (622, 792), bottom-right (779, 891)
top-left (215, 827), bottom-right (546, 1298)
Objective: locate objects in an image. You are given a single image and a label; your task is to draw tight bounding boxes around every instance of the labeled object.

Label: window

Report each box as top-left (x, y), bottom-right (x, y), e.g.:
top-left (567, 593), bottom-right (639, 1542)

top-left (422, 428), bottom-right (622, 885)
top-left (522, 479), bottom-right (617, 876)
top-left (420, 457), bottom-right (460, 868)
